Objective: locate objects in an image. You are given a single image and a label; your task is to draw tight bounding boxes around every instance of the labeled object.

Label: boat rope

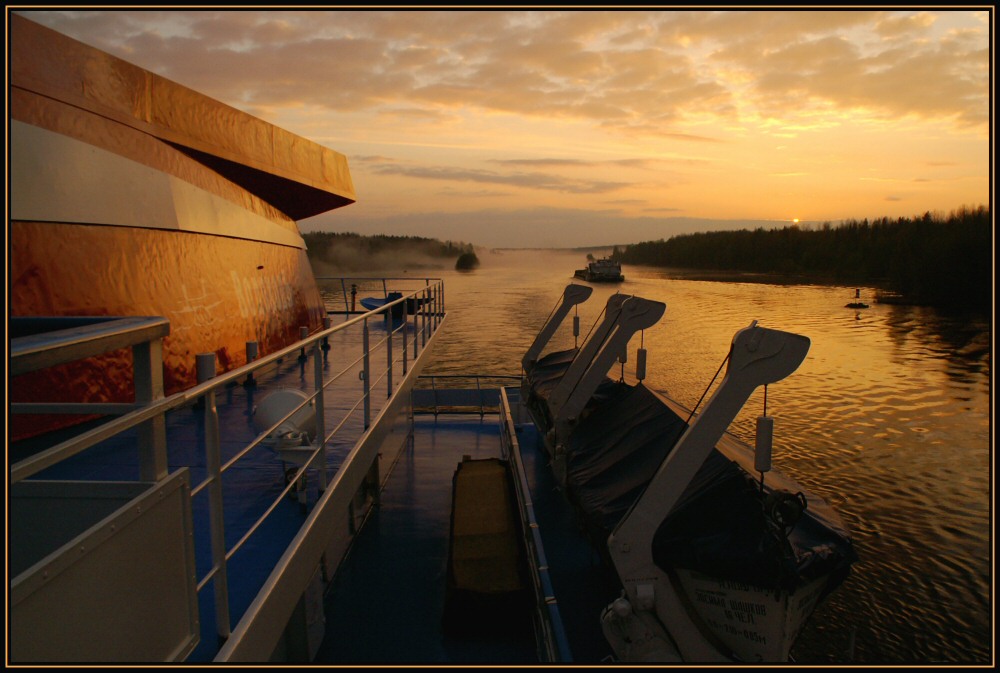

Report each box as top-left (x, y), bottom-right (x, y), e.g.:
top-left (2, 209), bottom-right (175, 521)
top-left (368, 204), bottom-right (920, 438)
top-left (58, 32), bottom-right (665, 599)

top-left (540, 292), bottom-right (564, 330)
top-left (581, 301), bottom-right (608, 346)
top-left (684, 351), bottom-right (729, 427)
top-left (759, 384), bottom-right (768, 493)
top-left (567, 309), bottom-right (620, 399)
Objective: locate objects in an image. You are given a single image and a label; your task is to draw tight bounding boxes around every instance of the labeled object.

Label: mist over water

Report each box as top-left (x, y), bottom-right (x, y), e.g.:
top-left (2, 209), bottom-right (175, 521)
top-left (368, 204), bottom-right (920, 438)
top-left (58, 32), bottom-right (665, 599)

top-left (309, 236), bottom-right (465, 277)
top-left (324, 248), bottom-right (992, 664)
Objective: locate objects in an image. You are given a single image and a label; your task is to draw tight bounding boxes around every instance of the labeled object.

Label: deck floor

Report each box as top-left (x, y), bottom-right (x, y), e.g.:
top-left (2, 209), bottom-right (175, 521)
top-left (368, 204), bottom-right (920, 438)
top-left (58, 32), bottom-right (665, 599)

top-left (516, 419), bottom-right (620, 664)
top-left (315, 412), bottom-right (619, 665)
top-left (316, 415), bottom-right (536, 664)
top-left (12, 315), bottom-right (428, 663)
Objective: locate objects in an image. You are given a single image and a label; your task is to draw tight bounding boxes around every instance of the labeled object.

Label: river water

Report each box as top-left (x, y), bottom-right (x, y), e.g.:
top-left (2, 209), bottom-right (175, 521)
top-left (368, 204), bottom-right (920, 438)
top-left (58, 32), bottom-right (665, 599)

top-left (340, 248), bottom-right (993, 664)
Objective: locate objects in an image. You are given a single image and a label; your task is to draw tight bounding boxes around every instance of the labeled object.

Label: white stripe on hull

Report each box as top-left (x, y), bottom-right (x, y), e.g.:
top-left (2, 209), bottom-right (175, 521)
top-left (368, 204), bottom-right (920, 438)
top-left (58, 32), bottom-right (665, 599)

top-left (10, 120), bottom-right (306, 249)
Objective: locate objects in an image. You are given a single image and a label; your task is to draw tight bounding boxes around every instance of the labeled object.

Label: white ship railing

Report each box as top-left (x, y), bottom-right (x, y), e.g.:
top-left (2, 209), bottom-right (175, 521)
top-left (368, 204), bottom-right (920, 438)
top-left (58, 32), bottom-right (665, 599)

top-left (413, 374), bottom-right (523, 415)
top-left (498, 386), bottom-right (574, 663)
top-left (10, 315), bottom-right (171, 481)
top-left (10, 278), bottom-right (445, 663)
top-left (316, 275), bottom-right (443, 315)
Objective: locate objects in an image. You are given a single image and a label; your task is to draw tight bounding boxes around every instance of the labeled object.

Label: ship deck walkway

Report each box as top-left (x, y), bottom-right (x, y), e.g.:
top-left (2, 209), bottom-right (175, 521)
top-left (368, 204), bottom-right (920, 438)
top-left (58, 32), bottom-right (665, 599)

top-left (316, 408), bottom-right (620, 665)
top-left (10, 284), bottom-right (621, 663)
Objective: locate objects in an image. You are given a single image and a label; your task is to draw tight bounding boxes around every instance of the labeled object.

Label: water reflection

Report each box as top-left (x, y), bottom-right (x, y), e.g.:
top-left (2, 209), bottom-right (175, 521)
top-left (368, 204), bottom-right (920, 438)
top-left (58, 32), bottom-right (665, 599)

top-left (884, 304), bottom-right (991, 383)
top-left (322, 250), bottom-right (991, 664)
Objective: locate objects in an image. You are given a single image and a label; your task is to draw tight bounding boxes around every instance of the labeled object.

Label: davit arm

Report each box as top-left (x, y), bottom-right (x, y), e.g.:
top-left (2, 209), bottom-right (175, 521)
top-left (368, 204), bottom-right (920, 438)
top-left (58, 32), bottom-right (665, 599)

top-left (549, 295), bottom-right (665, 425)
top-left (521, 283), bottom-right (593, 371)
top-left (606, 322), bottom-right (810, 658)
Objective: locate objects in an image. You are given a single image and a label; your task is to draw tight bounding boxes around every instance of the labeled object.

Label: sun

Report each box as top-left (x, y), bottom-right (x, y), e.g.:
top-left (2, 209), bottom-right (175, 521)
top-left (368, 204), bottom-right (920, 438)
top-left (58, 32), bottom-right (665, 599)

top-left (793, 218), bottom-right (800, 223)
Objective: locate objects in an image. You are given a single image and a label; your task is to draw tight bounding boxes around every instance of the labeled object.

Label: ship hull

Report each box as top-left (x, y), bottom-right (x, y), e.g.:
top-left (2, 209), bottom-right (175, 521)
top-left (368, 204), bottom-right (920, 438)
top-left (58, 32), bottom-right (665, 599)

top-left (9, 221), bottom-right (325, 441)
top-left (9, 15), bottom-right (356, 441)
top-left (670, 570), bottom-right (829, 661)
top-left (573, 269), bottom-right (624, 282)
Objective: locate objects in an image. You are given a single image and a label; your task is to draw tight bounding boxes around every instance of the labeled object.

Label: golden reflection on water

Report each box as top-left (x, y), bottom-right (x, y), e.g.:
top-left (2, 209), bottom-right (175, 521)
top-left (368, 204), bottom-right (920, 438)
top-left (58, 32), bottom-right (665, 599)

top-left (324, 249), bottom-right (991, 664)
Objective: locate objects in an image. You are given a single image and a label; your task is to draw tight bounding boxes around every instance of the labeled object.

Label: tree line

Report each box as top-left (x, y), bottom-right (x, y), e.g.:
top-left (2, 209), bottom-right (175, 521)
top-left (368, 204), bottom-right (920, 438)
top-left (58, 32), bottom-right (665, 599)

top-left (613, 205), bottom-right (991, 312)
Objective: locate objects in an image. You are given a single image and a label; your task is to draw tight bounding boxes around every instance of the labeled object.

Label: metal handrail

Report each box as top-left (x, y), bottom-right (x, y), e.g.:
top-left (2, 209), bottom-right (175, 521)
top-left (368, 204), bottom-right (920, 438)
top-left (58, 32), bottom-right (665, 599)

top-left (316, 276), bottom-right (444, 315)
top-left (499, 386), bottom-right (574, 663)
top-left (415, 374), bottom-right (523, 382)
top-left (10, 315), bottom-right (170, 377)
top-left (10, 277), bottom-right (446, 662)
top-left (10, 315), bottom-right (171, 481)
top-left (413, 374), bottom-right (523, 416)
top-left (10, 284), bottom-right (442, 483)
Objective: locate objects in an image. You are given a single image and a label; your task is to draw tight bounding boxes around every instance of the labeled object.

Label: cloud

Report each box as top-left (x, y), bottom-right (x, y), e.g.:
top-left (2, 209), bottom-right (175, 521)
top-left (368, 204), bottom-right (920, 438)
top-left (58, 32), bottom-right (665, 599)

top-left (369, 162), bottom-right (631, 195)
top-left (491, 157), bottom-right (671, 170)
top-left (23, 9), bottom-right (987, 132)
top-left (16, 9), bottom-right (988, 247)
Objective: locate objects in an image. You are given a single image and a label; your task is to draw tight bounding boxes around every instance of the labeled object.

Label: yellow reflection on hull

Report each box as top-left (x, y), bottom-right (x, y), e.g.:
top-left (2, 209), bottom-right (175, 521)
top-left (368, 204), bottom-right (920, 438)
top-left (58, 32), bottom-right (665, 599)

top-left (10, 221), bottom-right (326, 441)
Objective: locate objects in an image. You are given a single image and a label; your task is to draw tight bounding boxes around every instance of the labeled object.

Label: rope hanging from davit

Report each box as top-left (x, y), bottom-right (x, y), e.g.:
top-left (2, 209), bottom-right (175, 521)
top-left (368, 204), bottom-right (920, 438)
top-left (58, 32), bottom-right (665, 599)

top-left (635, 330), bottom-right (647, 382)
top-left (756, 384), bottom-right (773, 492)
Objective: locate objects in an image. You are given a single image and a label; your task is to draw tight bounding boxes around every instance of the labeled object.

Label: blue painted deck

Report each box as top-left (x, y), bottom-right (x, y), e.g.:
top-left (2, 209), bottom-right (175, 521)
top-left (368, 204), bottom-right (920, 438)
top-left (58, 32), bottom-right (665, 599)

top-left (13, 308), bottom-right (621, 663)
top-left (317, 412), bottom-right (619, 664)
top-left (13, 313), bottom-right (426, 662)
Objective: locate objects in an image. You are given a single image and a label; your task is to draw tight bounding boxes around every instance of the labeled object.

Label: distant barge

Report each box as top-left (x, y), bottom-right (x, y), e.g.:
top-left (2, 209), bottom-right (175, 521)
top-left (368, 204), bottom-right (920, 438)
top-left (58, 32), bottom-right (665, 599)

top-left (574, 257), bottom-right (624, 283)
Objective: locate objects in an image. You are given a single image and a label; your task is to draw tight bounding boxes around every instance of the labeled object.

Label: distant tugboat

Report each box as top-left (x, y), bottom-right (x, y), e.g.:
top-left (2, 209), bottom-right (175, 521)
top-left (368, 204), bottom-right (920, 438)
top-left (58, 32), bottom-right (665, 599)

top-left (574, 256), bottom-right (624, 283)
top-left (845, 288), bottom-right (869, 309)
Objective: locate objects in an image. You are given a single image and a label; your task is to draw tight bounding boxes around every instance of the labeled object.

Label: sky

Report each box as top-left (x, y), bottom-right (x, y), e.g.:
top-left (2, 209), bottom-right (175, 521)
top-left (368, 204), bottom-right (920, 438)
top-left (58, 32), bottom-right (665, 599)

top-left (14, 7), bottom-right (992, 249)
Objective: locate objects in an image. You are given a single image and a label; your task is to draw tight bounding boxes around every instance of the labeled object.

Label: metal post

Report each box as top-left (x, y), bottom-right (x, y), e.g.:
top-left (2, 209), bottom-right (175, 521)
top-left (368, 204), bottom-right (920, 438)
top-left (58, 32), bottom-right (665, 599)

top-left (362, 319), bottom-right (371, 429)
top-left (313, 341), bottom-right (327, 492)
top-left (196, 353), bottom-right (216, 387)
top-left (322, 316), bottom-right (331, 362)
top-left (244, 341), bottom-right (258, 387)
top-left (431, 284), bottom-right (441, 334)
top-left (433, 284), bottom-right (439, 330)
top-left (401, 297), bottom-right (408, 376)
top-left (134, 338), bottom-right (167, 481)
top-left (421, 288), bottom-right (428, 348)
top-left (198, 352), bottom-right (231, 642)
top-left (386, 308), bottom-right (394, 398)
top-left (413, 299), bottom-right (419, 360)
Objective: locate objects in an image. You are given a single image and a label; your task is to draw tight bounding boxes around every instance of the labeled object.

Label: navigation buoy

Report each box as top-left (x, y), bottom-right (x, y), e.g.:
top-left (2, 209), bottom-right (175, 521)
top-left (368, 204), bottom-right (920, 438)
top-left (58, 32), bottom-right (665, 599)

top-left (845, 288), bottom-right (869, 309)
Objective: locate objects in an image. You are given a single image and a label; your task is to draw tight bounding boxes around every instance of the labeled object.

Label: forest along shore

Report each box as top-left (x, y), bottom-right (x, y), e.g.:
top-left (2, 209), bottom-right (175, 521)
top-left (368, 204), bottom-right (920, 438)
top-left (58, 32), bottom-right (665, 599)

top-left (304, 205), bottom-right (991, 315)
top-left (613, 206), bottom-right (991, 314)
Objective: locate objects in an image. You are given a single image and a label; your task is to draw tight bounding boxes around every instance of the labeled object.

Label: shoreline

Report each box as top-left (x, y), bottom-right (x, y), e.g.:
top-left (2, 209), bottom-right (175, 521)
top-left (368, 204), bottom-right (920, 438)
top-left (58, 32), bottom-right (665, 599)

top-left (629, 266), bottom-right (985, 314)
